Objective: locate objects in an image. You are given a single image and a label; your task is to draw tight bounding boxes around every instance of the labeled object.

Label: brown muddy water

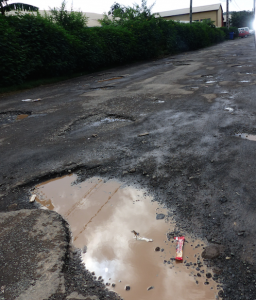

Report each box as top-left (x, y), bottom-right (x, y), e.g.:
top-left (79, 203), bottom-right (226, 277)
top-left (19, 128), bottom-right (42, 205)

top-left (16, 114), bottom-right (29, 121)
top-left (33, 175), bottom-right (221, 300)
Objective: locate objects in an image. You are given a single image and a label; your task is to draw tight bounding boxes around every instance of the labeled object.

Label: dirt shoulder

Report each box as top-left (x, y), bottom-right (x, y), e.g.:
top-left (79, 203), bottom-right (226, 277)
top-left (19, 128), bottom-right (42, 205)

top-left (1, 37), bottom-right (256, 299)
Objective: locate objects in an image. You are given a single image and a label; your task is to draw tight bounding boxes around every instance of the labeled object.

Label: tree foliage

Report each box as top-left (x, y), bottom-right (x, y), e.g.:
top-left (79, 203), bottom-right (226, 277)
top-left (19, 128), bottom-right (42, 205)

top-left (99, 0), bottom-right (157, 26)
top-left (0, 0), bottom-right (38, 15)
top-left (231, 11), bottom-right (254, 28)
top-left (46, 0), bottom-right (88, 32)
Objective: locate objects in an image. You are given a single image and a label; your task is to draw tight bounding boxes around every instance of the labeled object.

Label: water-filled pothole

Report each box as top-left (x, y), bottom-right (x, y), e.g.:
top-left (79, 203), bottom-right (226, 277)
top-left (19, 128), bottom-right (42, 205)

top-left (16, 114), bottom-right (29, 121)
top-left (62, 115), bottom-right (133, 137)
top-left (201, 75), bottom-right (214, 78)
top-left (89, 117), bottom-right (131, 127)
top-left (33, 175), bottom-right (221, 300)
top-left (89, 86), bottom-right (115, 91)
top-left (235, 133), bottom-right (256, 141)
top-left (0, 111), bottom-right (31, 125)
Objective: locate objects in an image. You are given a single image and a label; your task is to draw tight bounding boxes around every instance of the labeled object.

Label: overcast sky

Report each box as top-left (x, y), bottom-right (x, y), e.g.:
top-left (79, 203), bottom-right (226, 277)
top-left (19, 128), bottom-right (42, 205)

top-left (7, 0), bottom-right (254, 14)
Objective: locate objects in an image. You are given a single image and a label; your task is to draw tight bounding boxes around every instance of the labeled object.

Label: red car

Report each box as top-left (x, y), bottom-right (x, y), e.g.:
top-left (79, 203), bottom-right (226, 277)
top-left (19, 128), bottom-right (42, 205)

top-left (238, 27), bottom-right (250, 37)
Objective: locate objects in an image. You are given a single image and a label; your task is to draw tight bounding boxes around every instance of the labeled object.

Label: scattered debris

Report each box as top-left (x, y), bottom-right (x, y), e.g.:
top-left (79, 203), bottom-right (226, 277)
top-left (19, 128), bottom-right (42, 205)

top-left (235, 133), bottom-right (256, 141)
top-left (224, 107), bottom-right (234, 112)
top-left (219, 196), bottom-right (228, 204)
top-left (131, 230), bottom-right (139, 237)
top-left (202, 245), bottom-right (222, 259)
top-left (22, 98), bottom-right (42, 102)
top-left (29, 194), bottom-right (36, 203)
top-left (147, 286), bottom-right (154, 291)
top-left (138, 133), bottom-right (149, 137)
top-left (175, 236), bottom-right (185, 261)
top-left (132, 230), bottom-right (153, 242)
top-left (155, 247), bottom-right (160, 251)
top-left (238, 231), bottom-right (245, 236)
top-left (201, 75), bottom-right (214, 78)
top-left (125, 285), bottom-right (131, 291)
top-left (91, 134), bottom-right (98, 138)
top-left (156, 213), bottom-right (165, 220)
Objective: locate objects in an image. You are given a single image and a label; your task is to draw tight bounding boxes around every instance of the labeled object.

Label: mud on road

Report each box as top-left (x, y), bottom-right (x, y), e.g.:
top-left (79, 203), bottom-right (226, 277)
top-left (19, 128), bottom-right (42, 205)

top-left (1, 36), bottom-right (256, 299)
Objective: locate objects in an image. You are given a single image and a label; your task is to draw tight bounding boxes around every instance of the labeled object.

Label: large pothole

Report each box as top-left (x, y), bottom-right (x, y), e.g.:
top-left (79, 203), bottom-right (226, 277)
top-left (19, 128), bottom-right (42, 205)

top-left (60, 114), bottom-right (134, 137)
top-left (32, 175), bottom-right (222, 300)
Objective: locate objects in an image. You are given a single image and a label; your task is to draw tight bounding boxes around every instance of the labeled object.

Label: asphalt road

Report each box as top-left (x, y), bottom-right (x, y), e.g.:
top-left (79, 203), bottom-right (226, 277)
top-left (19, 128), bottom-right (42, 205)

top-left (1, 36), bottom-right (256, 299)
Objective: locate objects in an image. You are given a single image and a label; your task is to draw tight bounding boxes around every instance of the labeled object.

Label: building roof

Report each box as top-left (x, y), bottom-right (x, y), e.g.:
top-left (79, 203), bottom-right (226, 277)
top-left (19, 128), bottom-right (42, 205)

top-left (159, 3), bottom-right (222, 17)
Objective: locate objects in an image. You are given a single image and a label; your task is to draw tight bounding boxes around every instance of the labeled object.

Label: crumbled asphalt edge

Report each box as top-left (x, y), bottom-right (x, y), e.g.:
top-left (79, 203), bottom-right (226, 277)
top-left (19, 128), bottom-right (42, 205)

top-left (48, 249), bottom-right (121, 300)
top-left (0, 210), bottom-right (70, 300)
top-left (2, 161), bottom-right (256, 300)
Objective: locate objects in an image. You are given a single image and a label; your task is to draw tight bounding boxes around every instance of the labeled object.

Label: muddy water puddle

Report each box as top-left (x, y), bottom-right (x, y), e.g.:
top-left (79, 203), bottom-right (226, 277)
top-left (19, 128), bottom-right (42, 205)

top-left (90, 117), bottom-right (131, 127)
top-left (235, 133), bottom-right (256, 141)
top-left (33, 175), bottom-right (220, 300)
top-left (63, 116), bottom-right (133, 137)
top-left (0, 112), bottom-right (30, 125)
top-left (16, 114), bottom-right (29, 121)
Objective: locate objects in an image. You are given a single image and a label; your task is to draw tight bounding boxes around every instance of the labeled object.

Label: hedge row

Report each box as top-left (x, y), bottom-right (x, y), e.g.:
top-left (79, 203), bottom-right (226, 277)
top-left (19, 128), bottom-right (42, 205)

top-left (219, 26), bottom-right (239, 39)
top-left (0, 14), bottom-right (226, 87)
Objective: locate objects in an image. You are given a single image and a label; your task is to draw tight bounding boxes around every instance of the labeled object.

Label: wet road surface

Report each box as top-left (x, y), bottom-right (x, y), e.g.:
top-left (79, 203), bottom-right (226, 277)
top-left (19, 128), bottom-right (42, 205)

top-left (1, 36), bottom-right (256, 299)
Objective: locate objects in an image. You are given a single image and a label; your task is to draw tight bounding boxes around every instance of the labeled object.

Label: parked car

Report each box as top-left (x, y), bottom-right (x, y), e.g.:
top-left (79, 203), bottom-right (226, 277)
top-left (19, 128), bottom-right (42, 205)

top-left (238, 27), bottom-right (250, 37)
top-left (249, 29), bottom-right (255, 35)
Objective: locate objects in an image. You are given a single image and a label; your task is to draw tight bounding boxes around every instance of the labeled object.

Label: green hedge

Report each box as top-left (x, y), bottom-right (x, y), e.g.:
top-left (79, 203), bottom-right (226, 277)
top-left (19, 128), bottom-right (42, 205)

top-left (0, 14), bottom-right (225, 87)
top-left (219, 26), bottom-right (239, 39)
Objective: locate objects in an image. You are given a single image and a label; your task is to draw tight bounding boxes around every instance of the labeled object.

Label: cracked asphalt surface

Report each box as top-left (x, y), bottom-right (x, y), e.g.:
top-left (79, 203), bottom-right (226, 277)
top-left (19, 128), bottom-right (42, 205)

top-left (1, 36), bottom-right (256, 299)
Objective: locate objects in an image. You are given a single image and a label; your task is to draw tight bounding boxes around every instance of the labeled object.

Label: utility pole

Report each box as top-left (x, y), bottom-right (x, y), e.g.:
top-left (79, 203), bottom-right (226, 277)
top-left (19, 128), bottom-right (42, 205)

top-left (226, 0), bottom-right (229, 28)
top-left (190, 0), bottom-right (192, 24)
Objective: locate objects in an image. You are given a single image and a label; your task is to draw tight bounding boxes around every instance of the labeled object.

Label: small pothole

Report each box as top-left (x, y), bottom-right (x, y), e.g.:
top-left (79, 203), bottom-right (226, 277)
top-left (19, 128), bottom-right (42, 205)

top-left (89, 86), bottom-right (116, 91)
top-left (0, 111), bottom-right (31, 125)
top-left (201, 75), bottom-right (214, 78)
top-left (98, 76), bottom-right (124, 83)
top-left (234, 133), bottom-right (256, 141)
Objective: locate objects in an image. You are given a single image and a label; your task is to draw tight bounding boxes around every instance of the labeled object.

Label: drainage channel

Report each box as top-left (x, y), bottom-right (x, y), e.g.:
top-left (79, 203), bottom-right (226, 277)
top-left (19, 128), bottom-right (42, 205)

top-left (32, 175), bottom-right (221, 300)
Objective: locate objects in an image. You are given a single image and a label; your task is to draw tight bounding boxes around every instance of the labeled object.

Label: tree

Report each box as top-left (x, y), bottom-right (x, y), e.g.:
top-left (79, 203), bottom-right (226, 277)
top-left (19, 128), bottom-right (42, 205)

top-left (0, 0), bottom-right (38, 15)
top-left (201, 19), bottom-right (215, 28)
top-left (231, 11), bottom-right (254, 28)
top-left (46, 0), bottom-right (88, 32)
top-left (108, 2), bottom-right (124, 16)
top-left (99, 0), bottom-right (156, 26)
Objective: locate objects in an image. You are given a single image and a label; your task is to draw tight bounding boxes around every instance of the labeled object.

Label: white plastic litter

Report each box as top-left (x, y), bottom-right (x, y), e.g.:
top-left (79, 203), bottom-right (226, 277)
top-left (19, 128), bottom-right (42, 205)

top-left (224, 107), bottom-right (234, 112)
top-left (22, 98), bottom-right (42, 102)
top-left (29, 194), bottom-right (36, 202)
top-left (131, 230), bottom-right (153, 242)
top-left (135, 236), bottom-right (153, 242)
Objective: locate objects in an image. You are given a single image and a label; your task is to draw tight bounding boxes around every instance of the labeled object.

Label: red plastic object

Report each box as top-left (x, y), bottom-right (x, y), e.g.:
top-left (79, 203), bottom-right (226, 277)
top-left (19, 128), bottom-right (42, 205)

top-left (174, 236), bottom-right (185, 261)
